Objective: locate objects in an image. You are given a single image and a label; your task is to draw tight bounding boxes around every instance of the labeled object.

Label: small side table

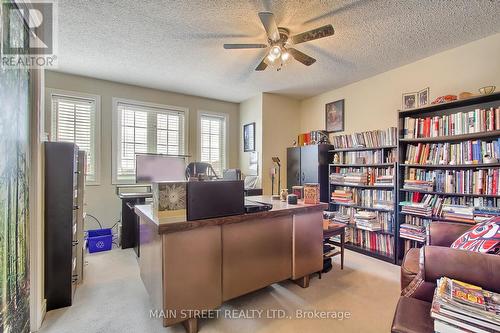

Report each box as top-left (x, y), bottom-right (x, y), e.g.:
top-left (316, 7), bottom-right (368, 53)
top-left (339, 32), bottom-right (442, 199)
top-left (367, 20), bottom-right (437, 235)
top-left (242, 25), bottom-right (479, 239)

top-left (322, 220), bottom-right (346, 271)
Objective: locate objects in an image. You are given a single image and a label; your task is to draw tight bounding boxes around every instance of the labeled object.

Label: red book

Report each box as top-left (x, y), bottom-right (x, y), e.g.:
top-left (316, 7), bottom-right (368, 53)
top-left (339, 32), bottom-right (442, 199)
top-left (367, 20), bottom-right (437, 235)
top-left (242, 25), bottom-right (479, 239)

top-left (424, 117), bottom-right (431, 137)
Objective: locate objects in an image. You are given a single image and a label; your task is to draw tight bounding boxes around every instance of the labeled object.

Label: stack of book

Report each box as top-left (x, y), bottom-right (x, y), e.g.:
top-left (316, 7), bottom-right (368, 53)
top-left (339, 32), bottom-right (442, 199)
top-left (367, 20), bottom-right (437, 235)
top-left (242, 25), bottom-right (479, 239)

top-left (403, 107), bottom-right (500, 139)
top-left (441, 204), bottom-right (475, 223)
top-left (400, 201), bottom-right (433, 217)
top-left (431, 277), bottom-right (500, 333)
top-left (330, 172), bottom-right (369, 185)
top-left (332, 167), bottom-right (394, 186)
top-left (474, 206), bottom-right (500, 222)
top-left (374, 175), bottom-right (394, 186)
top-left (399, 223), bottom-right (426, 242)
top-left (354, 211), bottom-right (381, 231)
top-left (404, 139), bottom-right (500, 165)
top-left (331, 127), bottom-right (398, 149)
top-left (331, 189), bottom-right (354, 204)
top-left (403, 179), bottom-right (434, 192)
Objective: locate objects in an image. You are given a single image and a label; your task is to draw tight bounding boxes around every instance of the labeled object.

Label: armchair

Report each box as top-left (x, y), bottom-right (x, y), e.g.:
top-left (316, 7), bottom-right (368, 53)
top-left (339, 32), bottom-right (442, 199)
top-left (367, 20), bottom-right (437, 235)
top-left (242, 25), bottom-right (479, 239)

top-left (392, 222), bottom-right (500, 333)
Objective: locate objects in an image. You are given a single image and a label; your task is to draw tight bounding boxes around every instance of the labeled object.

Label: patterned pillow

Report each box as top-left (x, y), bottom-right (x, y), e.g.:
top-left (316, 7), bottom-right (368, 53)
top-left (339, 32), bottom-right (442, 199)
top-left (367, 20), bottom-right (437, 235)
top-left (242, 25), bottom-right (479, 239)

top-left (450, 218), bottom-right (500, 254)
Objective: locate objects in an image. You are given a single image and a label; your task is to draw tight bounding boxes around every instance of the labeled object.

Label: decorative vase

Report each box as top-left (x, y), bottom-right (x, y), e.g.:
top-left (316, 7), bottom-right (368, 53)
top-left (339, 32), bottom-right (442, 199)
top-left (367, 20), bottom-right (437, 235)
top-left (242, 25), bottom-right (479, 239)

top-left (280, 188), bottom-right (289, 201)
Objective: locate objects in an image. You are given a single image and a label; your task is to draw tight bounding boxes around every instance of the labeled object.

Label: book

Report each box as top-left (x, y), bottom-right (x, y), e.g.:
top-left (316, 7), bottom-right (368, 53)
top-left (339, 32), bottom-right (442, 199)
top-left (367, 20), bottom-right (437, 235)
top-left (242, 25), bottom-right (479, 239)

top-left (331, 127), bottom-right (397, 149)
top-left (403, 107), bottom-right (500, 139)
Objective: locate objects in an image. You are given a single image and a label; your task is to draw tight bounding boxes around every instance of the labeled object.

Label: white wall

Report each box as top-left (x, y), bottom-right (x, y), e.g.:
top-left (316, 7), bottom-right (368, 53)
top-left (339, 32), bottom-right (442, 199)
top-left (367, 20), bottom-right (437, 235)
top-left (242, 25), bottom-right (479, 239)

top-left (300, 33), bottom-right (500, 134)
top-left (239, 95), bottom-right (262, 187)
top-left (261, 93), bottom-right (301, 195)
top-left (45, 71), bottom-right (240, 228)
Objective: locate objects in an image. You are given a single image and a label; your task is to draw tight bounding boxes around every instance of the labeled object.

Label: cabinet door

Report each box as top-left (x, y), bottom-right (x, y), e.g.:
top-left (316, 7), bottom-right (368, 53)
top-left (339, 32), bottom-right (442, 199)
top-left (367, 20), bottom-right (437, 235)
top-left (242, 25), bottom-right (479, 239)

top-left (300, 145), bottom-right (318, 184)
top-left (286, 147), bottom-right (301, 190)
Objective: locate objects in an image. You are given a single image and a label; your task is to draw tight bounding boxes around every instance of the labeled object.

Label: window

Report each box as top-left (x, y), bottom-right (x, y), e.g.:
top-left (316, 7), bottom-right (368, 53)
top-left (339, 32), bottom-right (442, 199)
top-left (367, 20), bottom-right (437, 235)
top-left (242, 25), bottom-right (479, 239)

top-left (50, 90), bottom-right (101, 184)
top-left (112, 99), bottom-right (187, 183)
top-left (199, 112), bottom-right (227, 177)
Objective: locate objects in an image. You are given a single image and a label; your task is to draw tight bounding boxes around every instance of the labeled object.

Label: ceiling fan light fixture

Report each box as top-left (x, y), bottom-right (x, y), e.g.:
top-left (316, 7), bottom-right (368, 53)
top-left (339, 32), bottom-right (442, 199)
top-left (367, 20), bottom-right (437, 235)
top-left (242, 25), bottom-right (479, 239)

top-left (281, 51), bottom-right (290, 62)
top-left (269, 45), bottom-right (282, 59)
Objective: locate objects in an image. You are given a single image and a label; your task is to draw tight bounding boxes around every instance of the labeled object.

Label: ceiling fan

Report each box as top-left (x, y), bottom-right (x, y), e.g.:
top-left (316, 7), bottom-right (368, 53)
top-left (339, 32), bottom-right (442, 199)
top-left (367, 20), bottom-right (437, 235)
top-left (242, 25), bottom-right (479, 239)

top-left (223, 12), bottom-right (334, 71)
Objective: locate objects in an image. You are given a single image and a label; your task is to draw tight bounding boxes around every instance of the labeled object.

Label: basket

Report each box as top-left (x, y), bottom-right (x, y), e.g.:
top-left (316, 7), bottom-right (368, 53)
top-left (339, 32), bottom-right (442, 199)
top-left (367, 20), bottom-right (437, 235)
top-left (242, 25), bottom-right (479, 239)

top-left (86, 228), bottom-right (112, 253)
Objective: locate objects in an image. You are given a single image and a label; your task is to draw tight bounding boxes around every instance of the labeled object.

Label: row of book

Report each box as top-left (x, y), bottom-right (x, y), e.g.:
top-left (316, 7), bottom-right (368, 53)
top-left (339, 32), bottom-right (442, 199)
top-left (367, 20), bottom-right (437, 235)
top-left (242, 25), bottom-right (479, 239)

top-left (346, 229), bottom-right (394, 257)
top-left (403, 168), bottom-right (500, 195)
top-left (404, 139), bottom-right (500, 165)
top-left (431, 277), bottom-right (500, 333)
top-left (334, 149), bottom-right (398, 164)
top-left (403, 192), bottom-right (500, 208)
top-left (401, 239), bottom-right (423, 254)
top-left (400, 193), bottom-right (500, 223)
top-left (402, 107), bottom-right (500, 139)
top-left (330, 169), bottom-right (394, 186)
top-left (331, 188), bottom-right (394, 209)
top-left (330, 206), bottom-right (394, 233)
top-left (331, 127), bottom-right (397, 149)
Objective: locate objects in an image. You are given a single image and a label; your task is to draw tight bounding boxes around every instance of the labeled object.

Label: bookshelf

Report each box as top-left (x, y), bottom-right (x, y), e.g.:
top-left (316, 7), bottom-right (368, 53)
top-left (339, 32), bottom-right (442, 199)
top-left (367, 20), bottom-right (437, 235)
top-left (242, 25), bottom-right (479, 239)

top-left (328, 128), bottom-right (398, 264)
top-left (396, 92), bottom-right (500, 263)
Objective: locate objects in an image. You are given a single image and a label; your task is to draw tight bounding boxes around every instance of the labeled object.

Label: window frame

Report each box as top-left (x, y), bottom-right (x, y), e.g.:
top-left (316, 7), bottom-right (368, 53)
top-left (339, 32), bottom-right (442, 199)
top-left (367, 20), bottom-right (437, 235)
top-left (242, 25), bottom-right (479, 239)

top-left (197, 110), bottom-right (229, 177)
top-left (112, 97), bottom-right (189, 184)
top-left (48, 88), bottom-right (101, 186)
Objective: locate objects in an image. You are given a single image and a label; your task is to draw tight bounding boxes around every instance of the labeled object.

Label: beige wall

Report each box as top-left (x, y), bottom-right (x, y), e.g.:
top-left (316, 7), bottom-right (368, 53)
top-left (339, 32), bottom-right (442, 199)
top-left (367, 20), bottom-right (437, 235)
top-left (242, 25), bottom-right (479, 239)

top-left (261, 93), bottom-right (301, 195)
top-left (300, 33), bottom-right (500, 134)
top-left (239, 95), bottom-right (262, 187)
top-left (45, 71), bottom-right (239, 228)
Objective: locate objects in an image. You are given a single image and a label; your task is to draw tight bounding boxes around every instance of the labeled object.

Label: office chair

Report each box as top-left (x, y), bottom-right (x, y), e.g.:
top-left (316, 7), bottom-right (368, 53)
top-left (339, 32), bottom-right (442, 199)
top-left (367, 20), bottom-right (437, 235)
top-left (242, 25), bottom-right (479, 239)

top-left (185, 162), bottom-right (219, 180)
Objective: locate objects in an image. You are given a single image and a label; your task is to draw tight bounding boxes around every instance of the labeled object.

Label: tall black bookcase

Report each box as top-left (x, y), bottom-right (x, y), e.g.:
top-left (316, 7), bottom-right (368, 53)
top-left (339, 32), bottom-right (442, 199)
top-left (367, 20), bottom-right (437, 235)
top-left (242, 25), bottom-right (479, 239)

top-left (396, 92), bottom-right (500, 263)
top-left (44, 142), bottom-right (85, 310)
top-left (328, 145), bottom-right (398, 264)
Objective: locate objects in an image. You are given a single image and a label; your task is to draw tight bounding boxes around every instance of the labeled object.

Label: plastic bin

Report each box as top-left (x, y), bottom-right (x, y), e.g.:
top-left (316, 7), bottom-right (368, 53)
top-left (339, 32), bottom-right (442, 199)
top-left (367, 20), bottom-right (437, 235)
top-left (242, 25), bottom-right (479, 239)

top-left (87, 228), bottom-right (112, 253)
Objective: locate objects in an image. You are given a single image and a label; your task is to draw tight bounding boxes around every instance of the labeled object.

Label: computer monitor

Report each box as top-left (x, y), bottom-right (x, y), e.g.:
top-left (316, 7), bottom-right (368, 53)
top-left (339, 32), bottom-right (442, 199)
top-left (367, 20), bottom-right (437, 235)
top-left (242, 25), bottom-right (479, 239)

top-left (135, 154), bottom-right (186, 183)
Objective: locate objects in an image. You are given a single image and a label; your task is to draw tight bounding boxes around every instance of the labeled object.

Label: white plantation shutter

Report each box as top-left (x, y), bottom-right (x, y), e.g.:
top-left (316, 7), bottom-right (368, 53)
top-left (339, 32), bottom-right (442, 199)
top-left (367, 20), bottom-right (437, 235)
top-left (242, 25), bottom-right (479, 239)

top-left (52, 94), bottom-right (98, 183)
top-left (115, 101), bottom-right (186, 182)
top-left (199, 113), bottom-right (226, 177)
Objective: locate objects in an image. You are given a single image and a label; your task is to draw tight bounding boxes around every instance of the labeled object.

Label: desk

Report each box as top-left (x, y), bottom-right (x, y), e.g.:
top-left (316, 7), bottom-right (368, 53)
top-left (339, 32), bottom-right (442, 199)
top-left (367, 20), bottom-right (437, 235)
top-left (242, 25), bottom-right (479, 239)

top-left (135, 196), bottom-right (327, 333)
top-left (118, 192), bottom-right (152, 257)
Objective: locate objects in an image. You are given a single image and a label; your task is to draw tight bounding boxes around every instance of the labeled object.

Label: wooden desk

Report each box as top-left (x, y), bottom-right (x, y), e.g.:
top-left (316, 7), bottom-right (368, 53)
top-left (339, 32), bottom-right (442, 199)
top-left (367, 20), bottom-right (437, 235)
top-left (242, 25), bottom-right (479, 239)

top-left (135, 196), bottom-right (327, 333)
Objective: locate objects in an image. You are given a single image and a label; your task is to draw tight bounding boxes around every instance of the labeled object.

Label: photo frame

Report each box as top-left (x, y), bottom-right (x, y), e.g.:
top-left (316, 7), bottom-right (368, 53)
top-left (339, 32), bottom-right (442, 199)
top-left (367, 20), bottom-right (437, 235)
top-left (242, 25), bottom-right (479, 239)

top-left (325, 99), bottom-right (344, 133)
top-left (418, 87), bottom-right (430, 108)
top-left (402, 92), bottom-right (418, 110)
top-left (243, 122), bottom-right (255, 152)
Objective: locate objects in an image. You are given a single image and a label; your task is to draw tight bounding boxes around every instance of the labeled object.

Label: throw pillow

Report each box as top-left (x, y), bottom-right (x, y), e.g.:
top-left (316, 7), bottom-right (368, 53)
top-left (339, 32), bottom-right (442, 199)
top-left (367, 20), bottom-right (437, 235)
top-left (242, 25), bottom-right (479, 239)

top-left (451, 218), bottom-right (500, 254)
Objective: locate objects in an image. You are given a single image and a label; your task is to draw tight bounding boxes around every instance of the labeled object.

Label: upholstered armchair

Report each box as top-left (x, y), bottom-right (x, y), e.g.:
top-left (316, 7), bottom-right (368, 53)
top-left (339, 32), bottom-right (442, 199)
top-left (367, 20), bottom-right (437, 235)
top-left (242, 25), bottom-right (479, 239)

top-left (392, 222), bottom-right (500, 333)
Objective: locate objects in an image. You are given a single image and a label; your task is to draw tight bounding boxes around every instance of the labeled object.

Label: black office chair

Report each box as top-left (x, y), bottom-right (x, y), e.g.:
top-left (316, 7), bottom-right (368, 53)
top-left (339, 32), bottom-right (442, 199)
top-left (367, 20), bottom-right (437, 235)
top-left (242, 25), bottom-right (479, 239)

top-left (185, 162), bottom-right (219, 180)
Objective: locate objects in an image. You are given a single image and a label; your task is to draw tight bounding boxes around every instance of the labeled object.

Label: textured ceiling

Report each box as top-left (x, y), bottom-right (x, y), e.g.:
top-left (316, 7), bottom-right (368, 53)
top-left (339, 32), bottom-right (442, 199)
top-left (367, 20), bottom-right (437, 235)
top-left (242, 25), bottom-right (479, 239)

top-left (54, 0), bottom-right (500, 102)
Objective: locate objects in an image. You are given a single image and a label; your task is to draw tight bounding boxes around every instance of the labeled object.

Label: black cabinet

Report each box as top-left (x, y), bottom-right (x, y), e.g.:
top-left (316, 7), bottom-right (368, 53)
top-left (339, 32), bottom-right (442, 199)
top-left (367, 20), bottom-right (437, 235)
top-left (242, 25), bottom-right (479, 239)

top-left (44, 142), bottom-right (84, 310)
top-left (286, 144), bottom-right (331, 203)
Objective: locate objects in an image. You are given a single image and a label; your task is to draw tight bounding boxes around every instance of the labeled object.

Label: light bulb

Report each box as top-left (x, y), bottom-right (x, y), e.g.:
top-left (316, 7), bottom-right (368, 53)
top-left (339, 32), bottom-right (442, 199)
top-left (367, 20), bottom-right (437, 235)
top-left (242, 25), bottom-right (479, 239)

top-left (267, 53), bottom-right (277, 63)
top-left (270, 46), bottom-right (281, 58)
top-left (281, 51), bottom-right (290, 62)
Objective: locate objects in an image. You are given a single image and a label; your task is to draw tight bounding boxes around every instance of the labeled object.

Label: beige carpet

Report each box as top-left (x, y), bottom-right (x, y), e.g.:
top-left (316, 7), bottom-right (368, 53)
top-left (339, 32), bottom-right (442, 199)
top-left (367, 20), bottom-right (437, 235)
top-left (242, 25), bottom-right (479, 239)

top-left (39, 248), bottom-right (400, 333)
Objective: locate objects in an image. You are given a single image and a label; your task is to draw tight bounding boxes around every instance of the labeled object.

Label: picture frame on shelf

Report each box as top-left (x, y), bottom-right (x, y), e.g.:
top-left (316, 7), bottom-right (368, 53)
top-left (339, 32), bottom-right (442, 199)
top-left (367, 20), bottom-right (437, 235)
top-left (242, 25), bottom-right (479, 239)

top-left (325, 99), bottom-right (344, 132)
top-left (243, 122), bottom-right (255, 152)
top-left (418, 87), bottom-right (430, 107)
top-left (402, 92), bottom-right (418, 110)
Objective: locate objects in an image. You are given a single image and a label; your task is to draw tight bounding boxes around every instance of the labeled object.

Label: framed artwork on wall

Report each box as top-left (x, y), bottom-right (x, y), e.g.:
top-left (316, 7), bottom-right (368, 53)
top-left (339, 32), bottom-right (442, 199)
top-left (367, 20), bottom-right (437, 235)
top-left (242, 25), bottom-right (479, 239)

top-left (418, 87), bottom-right (430, 107)
top-left (243, 122), bottom-right (255, 152)
top-left (325, 99), bottom-right (344, 133)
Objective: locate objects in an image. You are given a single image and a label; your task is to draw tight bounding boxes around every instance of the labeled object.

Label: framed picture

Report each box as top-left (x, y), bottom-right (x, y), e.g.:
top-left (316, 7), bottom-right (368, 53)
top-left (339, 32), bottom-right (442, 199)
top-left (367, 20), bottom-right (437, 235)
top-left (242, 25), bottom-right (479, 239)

top-left (402, 92), bottom-right (418, 110)
top-left (418, 87), bottom-right (430, 107)
top-left (325, 99), bottom-right (344, 133)
top-left (243, 122), bottom-right (255, 152)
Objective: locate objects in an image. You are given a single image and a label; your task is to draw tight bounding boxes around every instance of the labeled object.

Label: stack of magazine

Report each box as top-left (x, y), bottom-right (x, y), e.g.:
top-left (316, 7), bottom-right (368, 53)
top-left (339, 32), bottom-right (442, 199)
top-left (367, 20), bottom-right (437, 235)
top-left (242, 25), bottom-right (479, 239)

top-left (431, 277), bottom-right (500, 333)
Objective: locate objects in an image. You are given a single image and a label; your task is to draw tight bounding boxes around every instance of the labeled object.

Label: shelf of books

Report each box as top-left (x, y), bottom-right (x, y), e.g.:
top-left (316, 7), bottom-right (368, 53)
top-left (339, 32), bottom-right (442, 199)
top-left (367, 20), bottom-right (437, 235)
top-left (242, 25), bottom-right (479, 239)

top-left (397, 92), bottom-right (500, 263)
top-left (327, 127), bottom-right (398, 264)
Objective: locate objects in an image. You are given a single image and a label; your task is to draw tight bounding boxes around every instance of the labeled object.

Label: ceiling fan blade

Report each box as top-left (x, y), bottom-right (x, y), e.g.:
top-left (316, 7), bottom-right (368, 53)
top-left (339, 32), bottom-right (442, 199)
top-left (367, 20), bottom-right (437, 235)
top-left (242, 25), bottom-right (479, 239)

top-left (291, 24), bottom-right (334, 44)
top-left (288, 48), bottom-right (316, 66)
top-left (223, 43), bottom-right (268, 49)
top-left (255, 57), bottom-right (268, 71)
top-left (258, 12), bottom-right (280, 42)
